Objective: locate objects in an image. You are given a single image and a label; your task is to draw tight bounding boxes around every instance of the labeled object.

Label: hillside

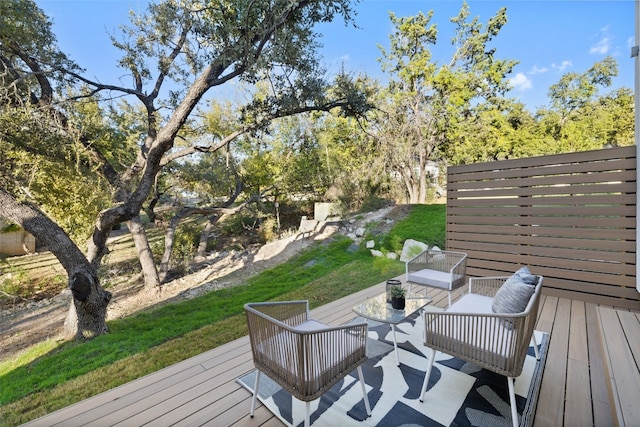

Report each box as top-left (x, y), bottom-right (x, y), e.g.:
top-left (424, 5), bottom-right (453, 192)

top-left (0, 205), bottom-right (409, 361)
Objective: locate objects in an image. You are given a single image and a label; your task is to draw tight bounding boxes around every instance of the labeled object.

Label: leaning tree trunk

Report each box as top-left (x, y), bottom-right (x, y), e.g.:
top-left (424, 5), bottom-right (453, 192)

top-left (127, 215), bottom-right (161, 290)
top-left (196, 215), bottom-right (219, 259)
top-left (158, 212), bottom-right (183, 282)
top-left (0, 189), bottom-right (111, 340)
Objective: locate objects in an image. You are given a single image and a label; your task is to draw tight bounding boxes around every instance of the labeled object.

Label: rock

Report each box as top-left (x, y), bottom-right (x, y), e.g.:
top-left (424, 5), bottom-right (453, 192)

top-left (365, 240), bottom-right (375, 249)
top-left (400, 239), bottom-right (429, 262)
top-left (346, 243), bottom-right (360, 253)
top-left (386, 252), bottom-right (398, 260)
top-left (355, 227), bottom-right (366, 237)
top-left (370, 249), bottom-right (384, 257)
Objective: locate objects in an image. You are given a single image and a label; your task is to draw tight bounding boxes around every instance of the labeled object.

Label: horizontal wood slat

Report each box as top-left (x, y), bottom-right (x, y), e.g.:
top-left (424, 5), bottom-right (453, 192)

top-left (448, 146), bottom-right (636, 175)
top-left (447, 171), bottom-right (637, 192)
top-left (450, 215), bottom-right (636, 228)
top-left (451, 234), bottom-right (635, 257)
top-left (447, 146), bottom-right (640, 308)
top-left (449, 224), bottom-right (632, 241)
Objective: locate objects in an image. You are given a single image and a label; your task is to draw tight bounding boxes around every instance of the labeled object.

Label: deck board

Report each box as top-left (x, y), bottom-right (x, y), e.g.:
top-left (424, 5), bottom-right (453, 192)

top-left (597, 306), bottom-right (640, 426)
top-left (564, 300), bottom-right (592, 426)
top-left (536, 297), bottom-right (570, 426)
top-left (585, 303), bottom-right (615, 427)
top-left (22, 279), bottom-right (637, 427)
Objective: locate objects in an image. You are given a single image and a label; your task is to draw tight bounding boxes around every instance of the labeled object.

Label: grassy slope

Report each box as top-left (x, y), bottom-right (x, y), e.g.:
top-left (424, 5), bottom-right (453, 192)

top-left (0, 204), bottom-right (445, 426)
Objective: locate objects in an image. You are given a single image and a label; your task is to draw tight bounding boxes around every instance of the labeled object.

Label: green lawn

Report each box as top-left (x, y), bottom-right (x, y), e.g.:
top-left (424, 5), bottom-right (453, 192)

top-left (0, 204), bottom-right (445, 426)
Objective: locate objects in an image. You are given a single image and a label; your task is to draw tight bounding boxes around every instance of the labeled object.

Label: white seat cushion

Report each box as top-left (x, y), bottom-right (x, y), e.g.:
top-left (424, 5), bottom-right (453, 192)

top-left (447, 293), bottom-right (493, 314)
top-left (294, 319), bottom-right (329, 332)
top-left (408, 269), bottom-right (452, 289)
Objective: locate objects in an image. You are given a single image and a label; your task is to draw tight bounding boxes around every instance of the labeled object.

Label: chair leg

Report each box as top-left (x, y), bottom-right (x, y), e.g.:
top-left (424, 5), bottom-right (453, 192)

top-left (531, 333), bottom-right (540, 360)
top-left (408, 282), bottom-right (413, 294)
top-left (447, 290), bottom-right (452, 308)
top-left (250, 370), bottom-right (261, 417)
top-left (357, 365), bottom-right (372, 417)
top-left (305, 401), bottom-right (310, 427)
top-left (507, 376), bottom-right (518, 427)
top-left (419, 348), bottom-right (436, 402)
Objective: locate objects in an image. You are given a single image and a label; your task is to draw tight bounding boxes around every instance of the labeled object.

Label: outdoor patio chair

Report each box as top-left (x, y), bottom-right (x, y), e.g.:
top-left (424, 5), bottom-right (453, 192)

top-left (406, 249), bottom-right (468, 307)
top-left (419, 273), bottom-right (543, 427)
top-left (244, 300), bottom-right (371, 427)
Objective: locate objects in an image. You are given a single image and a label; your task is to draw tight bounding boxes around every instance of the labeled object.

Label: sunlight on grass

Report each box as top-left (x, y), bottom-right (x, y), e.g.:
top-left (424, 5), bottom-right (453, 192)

top-left (0, 339), bottom-right (59, 377)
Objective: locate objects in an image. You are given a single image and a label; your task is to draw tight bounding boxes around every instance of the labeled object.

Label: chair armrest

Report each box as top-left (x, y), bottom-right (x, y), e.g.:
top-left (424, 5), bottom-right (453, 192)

top-left (245, 300), bottom-right (309, 327)
top-left (468, 276), bottom-right (510, 298)
top-left (448, 252), bottom-right (467, 287)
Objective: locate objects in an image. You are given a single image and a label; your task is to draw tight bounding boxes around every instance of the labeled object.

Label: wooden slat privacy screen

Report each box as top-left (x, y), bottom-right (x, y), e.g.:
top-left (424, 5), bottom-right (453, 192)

top-left (446, 146), bottom-right (640, 310)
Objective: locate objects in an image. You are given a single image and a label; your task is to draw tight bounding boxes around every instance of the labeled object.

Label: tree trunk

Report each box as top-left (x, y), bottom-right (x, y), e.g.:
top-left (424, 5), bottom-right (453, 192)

top-left (63, 271), bottom-right (111, 340)
top-left (0, 189), bottom-right (111, 340)
top-left (405, 174), bottom-right (420, 204)
top-left (196, 215), bottom-right (219, 258)
top-left (158, 213), bottom-right (182, 282)
top-left (127, 215), bottom-right (161, 290)
top-left (418, 166), bottom-right (428, 204)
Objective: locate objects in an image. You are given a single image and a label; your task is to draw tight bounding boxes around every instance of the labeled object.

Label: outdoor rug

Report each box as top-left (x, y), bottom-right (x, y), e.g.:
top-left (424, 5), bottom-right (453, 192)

top-left (237, 312), bottom-right (549, 427)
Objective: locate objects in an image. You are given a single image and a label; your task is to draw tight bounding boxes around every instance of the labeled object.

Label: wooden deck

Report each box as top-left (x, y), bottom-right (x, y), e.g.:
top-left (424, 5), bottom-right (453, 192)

top-left (24, 279), bottom-right (638, 427)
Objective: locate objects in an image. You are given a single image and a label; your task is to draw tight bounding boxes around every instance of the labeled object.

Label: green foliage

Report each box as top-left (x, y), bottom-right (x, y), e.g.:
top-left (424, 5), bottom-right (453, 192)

top-left (0, 223), bottom-right (21, 233)
top-left (380, 204), bottom-right (446, 252)
top-left (389, 284), bottom-right (406, 298)
top-left (171, 222), bottom-right (202, 272)
top-left (221, 213), bottom-right (258, 236)
top-left (258, 216), bottom-right (279, 242)
top-left (0, 264), bottom-right (27, 299)
top-left (0, 0), bottom-right (81, 100)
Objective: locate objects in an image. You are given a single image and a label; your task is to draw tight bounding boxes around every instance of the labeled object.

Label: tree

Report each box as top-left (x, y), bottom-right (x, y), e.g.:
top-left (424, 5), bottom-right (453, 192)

top-left (373, 2), bottom-right (517, 203)
top-left (447, 101), bottom-right (543, 164)
top-left (448, 57), bottom-right (633, 162)
top-left (537, 58), bottom-right (633, 153)
top-left (0, 0), bottom-right (364, 340)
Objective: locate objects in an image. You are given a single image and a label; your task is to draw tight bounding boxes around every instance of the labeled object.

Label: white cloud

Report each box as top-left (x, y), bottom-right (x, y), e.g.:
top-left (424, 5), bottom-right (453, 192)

top-left (509, 73), bottom-right (533, 91)
top-left (552, 60), bottom-right (573, 72)
top-left (590, 26), bottom-right (613, 55)
top-left (528, 65), bottom-right (548, 75)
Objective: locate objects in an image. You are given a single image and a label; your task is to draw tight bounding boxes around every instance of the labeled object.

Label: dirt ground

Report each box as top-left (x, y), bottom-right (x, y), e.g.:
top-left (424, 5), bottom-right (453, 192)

top-left (0, 205), bottom-right (410, 362)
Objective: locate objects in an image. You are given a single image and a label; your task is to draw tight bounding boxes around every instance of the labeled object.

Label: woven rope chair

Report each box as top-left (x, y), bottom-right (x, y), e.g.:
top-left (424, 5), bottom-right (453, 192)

top-left (244, 301), bottom-right (371, 427)
top-left (419, 276), bottom-right (543, 427)
top-left (406, 249), bottom-right (468, 307)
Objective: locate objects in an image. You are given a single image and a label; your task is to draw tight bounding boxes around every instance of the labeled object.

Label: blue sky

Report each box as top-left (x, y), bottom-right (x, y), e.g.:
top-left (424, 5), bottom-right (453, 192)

top-left (37, 0), bottom-right (635, 111)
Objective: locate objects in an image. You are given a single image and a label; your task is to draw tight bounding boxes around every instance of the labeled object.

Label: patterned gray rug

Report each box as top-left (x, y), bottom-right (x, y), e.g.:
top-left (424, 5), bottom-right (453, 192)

top-left (237, 314), bottom-right (548, 427)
